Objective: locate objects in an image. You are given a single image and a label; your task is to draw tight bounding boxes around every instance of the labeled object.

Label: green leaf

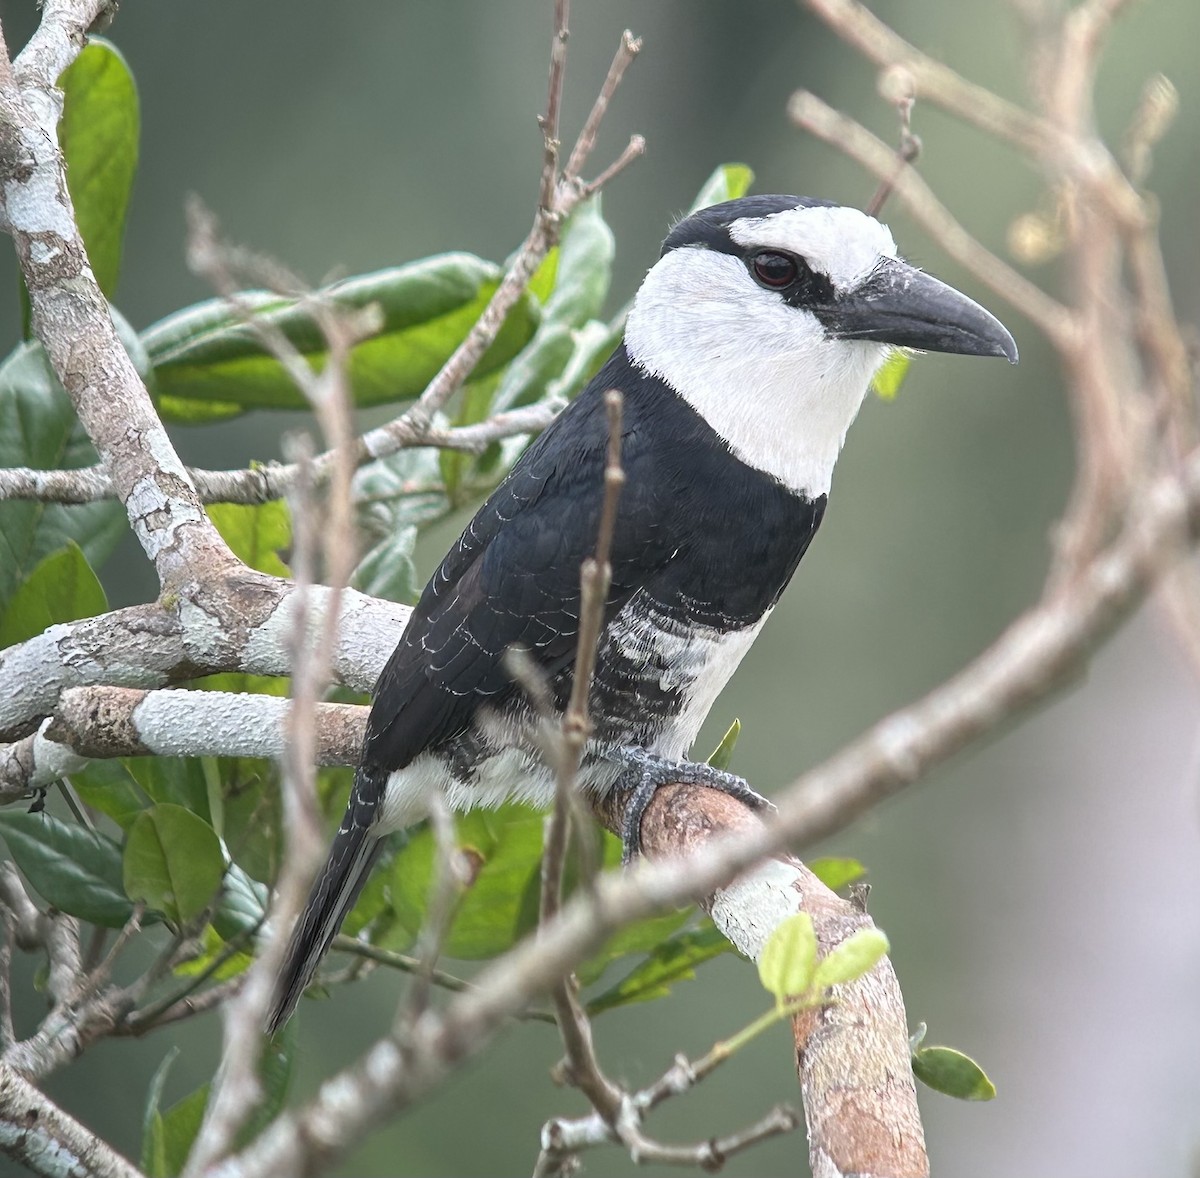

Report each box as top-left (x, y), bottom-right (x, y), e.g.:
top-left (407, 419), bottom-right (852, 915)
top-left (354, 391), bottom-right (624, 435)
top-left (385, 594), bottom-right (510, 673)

top-left (811, 927), bottom-right (890, 991)
top-left (142, 254), bottom-right (540, 417)
top-left (576, 907), bottom-right (692, 987)
top-left (757, 913), bottom-right (818, 999)
top-left (541, 200), bottom-right (615, 332)
top-left (241, 1020), bottom-right (295, 1144)
top-left (706, 718), bottom-right (741, 772)
top-left (142, 1024), bottom-right (292, 1175)
top-left (126, 757), bottom-right (212, 824)
top-left (154, 1084), bottom-right (209, 1178)
top-left (208, 500), bottom-right (291, 577)
top-left (0, 342), bottom-right (125, 610)
top-left (551, 318), bottom-right (620, 402)
top-left (587, 923), bottom-right (734, 1015)
top-left (440, 373), bottom-right (501, 501)
top-left (353, 524), bottom-right (419, 605)
top-left (493, 199), bottom-right (615, 413)
top-left (390, 805), bottom-right (542, 958)
top-left (58, 39), bottom-right (139, 301)
top-left (687, 163), bottom-right (755, 215)
top-left (0, 810), bottom-right (133, 927)
top-left (71, 760), bottom-right (149, 830)
top-left (807, 856), bottom-right (867, 892)
top-left (0, 542), bottom-right (107, 648)
top-left (872, 350), bottom-right (911, 401)
top-left (123, 804), bottom-right (225, 924)
top-left (912, 1044), bottom-right (997, 1101)
top-left (142, 1048), bottom-right (179, 1178)
top-left (173, 925), bottom-right (253, 982)
top-left (212, 861), bottom-right (269, 941)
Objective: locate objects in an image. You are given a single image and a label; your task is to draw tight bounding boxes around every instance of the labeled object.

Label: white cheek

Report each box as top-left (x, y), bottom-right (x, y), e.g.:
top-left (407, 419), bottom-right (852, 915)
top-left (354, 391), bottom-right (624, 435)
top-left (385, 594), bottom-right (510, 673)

top-left (625, 250), bottom-right (887, 498)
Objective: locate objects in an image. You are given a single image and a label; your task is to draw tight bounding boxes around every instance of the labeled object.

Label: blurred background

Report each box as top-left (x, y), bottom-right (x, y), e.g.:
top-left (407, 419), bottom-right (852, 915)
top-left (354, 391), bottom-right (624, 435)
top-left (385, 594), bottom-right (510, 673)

top-left (2, 1), bottom-right (1200, 1174)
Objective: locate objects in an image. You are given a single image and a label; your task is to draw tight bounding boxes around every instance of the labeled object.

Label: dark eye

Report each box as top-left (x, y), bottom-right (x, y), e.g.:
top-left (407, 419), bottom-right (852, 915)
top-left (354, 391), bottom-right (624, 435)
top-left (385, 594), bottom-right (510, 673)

top-left (751, 251), bottom-right (799, 289)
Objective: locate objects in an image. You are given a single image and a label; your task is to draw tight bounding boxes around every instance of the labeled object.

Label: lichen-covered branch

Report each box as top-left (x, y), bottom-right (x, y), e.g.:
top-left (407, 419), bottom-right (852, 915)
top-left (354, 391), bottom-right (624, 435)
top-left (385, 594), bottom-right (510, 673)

top-left (0, 1061), bottom-right (145, 1178)
top-left (0, 0), bottom-right (234, 589)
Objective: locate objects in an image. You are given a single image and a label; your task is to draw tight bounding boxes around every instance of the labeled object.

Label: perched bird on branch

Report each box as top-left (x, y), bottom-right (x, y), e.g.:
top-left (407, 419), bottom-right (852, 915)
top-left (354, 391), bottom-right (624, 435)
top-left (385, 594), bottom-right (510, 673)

top-left (267, 194), bottom-right (1016, 1031)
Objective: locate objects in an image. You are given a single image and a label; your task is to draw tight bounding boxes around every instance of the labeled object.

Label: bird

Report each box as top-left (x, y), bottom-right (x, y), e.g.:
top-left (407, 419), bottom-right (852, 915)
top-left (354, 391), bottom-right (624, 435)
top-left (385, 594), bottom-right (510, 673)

top-left (266, 194), bottom-right (1017, 1032)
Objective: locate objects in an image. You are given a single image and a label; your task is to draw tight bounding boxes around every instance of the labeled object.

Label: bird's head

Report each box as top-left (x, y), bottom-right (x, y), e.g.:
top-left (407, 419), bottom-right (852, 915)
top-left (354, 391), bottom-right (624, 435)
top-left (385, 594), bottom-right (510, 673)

top-left (624, 195), bottom-right (1017, 499)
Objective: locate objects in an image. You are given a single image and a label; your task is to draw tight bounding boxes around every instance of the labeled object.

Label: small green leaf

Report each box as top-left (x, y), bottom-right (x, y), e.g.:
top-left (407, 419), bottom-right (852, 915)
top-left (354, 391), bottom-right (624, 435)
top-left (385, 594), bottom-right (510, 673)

top-left (811, 927), bottom-right (890, 991)
top-left (587, 923), bottom-right (734, 1014)
top-left (123, 804), bottom-right (224, 924)
top-left (912, 1044), bottom-right (996, 1101)
top-left (807, 856), bottom-right (867, 892)
top-left (208, 500), bottom-right (291, 577)
top-left (872, 350), bottom-right (911, 401)
top-left (687, 163), bottom-right (755, 214)
top-left (0, 810), bottom-right (133, 927)
top-left (142, 1048), bottom-right (179, 1177)
top-left (173, 925), bottom-right (253, 982)
top-left (706, 718), bottom-right (741, 772)
top-left (0, 342), bottom-right (124, 610)
top-left (492, 199), bottom-right (614, 413)
top-left (540, 199), bottom-right (615, 333)
top-left (58, 39), bottom-right (139, 300)
top-left (757, 913), bottom-right (818, 999)
top-left (0, 542), bottom-right (107, 648)
top-left (142, 254), bottom-right (539, 417)
top-left (71, 760), bottom-right (149, 830)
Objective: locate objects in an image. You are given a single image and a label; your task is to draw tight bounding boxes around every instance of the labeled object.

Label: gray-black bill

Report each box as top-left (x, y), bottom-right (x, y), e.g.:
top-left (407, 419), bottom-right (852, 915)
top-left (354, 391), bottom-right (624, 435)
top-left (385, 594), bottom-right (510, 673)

top-left (817, 257), bottom-right (1018, 363)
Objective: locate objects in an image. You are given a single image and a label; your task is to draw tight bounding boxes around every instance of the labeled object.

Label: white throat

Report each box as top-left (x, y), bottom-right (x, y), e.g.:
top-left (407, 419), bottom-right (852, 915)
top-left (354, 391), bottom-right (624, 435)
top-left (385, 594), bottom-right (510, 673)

top-left (625, 247), bottom-right (890, 499)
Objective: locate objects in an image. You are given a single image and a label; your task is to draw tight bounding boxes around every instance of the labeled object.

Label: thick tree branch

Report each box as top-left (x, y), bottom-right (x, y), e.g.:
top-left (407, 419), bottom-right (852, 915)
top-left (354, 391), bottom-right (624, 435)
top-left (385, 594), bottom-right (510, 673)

top-left (0, 1), bottom-right (235, 589)
top-left (0, 576), bottom-right (409, 743)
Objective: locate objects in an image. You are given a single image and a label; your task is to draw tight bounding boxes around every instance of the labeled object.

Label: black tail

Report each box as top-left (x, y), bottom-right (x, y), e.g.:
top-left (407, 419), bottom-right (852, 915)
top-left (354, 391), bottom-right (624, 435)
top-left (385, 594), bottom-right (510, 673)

top-left (266, 785), bottom-right (383, 1034)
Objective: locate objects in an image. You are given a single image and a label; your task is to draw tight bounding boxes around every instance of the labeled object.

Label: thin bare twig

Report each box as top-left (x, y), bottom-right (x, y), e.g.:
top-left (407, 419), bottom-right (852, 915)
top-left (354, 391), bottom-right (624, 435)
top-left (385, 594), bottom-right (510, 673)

top-left (183, 210), bottom-right (364, 1169)
top-left (0, 401), bottom-right (565, 507)
top-left (536, 390), bottom-right (627, 1135)
top-left (864, 68), bottom-right (921, 218)
top-left (788, 89), bottom-right (1074, 342)
top-left (538, 0), bottom-right (570, 210)
top-left (564, 30), bottom-right (644, 181)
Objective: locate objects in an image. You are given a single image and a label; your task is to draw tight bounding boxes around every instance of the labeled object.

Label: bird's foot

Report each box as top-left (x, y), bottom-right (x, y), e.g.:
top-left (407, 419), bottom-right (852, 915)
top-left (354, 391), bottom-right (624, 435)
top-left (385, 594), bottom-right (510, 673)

top-left (610, 748), bottom-right (773, 864)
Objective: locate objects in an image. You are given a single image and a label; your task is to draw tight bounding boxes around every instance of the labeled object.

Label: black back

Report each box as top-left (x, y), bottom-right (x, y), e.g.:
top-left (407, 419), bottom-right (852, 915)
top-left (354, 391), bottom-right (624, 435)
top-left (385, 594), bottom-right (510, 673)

top-left (358, 345), bottom-right (825, 796)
